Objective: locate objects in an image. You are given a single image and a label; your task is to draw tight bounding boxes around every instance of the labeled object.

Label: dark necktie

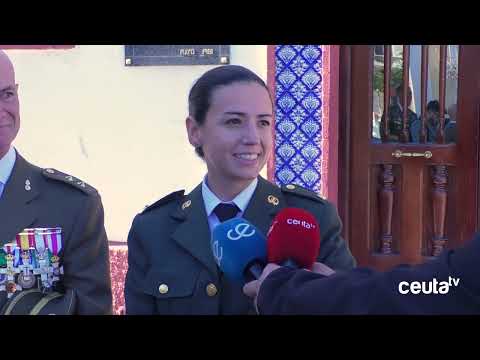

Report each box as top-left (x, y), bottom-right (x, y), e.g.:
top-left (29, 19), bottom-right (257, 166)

top-left (213, 203), bottom-right (240, 222)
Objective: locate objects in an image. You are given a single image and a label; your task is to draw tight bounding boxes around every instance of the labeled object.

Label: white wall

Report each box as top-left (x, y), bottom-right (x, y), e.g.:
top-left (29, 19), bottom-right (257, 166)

top-left (5, 45), bottom-right (268, 241)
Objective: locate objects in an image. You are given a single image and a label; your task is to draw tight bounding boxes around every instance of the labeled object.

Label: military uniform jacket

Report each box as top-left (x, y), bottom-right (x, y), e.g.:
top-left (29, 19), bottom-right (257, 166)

top-left (0, 153), bottom-right (112, 315)
top-left (257, 234), bottom-right (480, 315)
top-left (125, 176), bottom-right (356, 315)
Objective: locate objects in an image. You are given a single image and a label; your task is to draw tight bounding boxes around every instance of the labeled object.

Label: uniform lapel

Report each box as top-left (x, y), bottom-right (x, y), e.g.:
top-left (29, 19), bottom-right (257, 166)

top-left (243, 176), bottom-right (286, 238)
top-left (0, 153), bottom-right (40, 246)
top-left (169, 177), bottom-right (287, 278)
top-left (170, 183), bottom-right (219, 278)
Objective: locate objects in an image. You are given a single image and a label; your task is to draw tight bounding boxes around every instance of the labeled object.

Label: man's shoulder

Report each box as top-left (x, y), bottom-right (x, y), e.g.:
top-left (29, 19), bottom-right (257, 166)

top-left (40, 168), bottom-right (99, 197)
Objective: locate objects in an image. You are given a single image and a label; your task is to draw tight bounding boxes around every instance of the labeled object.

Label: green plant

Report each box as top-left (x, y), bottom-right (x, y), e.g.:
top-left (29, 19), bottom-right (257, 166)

top-left (373, 59), bottom-right (404, 93)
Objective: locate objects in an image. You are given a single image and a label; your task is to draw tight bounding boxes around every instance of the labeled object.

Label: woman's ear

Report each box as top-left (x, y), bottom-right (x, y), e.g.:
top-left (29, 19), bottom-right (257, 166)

top-left (186, 116), bottom-right (201, 148)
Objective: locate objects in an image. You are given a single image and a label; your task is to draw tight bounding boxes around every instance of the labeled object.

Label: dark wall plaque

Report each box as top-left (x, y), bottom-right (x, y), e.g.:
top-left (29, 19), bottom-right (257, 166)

top-left (125, 45), bottom-right (230, 66)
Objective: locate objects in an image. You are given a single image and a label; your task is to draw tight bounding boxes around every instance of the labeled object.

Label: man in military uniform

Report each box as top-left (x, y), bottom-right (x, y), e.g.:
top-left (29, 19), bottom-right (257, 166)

top-left (0, 50), bottom-right (112, 314)
top-left (125, 176), bottom-right (355, 315)
top-left (381, 84), bottom-right (418, 142)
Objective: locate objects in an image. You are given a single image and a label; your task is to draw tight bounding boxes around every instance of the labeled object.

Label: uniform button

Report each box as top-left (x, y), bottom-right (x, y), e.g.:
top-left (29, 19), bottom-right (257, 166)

top-left (158, 284), bottom-right (169, 294)
top-left (206, 283), bottom-right (218, 297)
top-left (286, 184), bottom-right (295, 190)
top-left (46, 169), bottom-right (55, 174)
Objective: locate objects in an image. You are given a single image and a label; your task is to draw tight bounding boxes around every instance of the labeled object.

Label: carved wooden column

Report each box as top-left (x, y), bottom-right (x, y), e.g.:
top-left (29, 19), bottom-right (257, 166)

top-left (432, 165), bottom-right (448, 256)
top-left (379, 165), bottom-right (394, 254)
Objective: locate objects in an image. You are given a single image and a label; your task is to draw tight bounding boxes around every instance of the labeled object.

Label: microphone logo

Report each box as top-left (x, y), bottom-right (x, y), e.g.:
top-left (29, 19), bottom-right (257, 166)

top-left (212, 240), bottom-right (223, 264)
top-left (227, 223), bottom-right (255, 241)
top-left (286, 218), bottom-right (316, 229)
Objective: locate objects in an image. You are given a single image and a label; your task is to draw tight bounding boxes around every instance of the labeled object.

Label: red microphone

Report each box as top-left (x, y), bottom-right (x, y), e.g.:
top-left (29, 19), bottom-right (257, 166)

top-left (267, 207), bottom-right (321, 270)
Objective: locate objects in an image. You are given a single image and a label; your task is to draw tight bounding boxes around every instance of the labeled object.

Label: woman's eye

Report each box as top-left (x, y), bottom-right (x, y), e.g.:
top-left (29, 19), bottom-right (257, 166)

top-left (260, 119), bottom-right (271, 127)
top-left (226, 118), bottom-right (242, 125)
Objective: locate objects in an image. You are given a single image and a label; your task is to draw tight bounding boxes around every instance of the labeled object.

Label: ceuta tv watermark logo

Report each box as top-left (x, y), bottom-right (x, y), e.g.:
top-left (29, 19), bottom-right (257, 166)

top-left (398, 276), bottom-right (460, 295)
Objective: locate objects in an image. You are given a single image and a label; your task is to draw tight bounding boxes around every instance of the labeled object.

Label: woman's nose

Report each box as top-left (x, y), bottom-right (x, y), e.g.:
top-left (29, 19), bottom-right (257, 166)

top-left (242, 121), bottom-right (261, 144)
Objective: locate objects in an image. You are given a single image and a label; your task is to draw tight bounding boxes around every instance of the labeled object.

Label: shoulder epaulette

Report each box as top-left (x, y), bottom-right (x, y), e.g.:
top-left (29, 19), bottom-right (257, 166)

top-left (142, 190), bottom-right (185, 214)
top-left (42, 168), bottom-right (97, 195)
top-left (281, 184), bottom-right (325, 204)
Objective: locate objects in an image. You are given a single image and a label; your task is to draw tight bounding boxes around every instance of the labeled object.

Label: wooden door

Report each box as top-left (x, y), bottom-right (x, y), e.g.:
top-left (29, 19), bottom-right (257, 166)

top-left (339, 45), bottom-right (479, 270)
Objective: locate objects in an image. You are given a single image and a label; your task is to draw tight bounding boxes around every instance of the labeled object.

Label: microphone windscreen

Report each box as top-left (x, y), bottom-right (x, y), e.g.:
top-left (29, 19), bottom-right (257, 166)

top-left (212, 218), bottom-right (267, 283)
top-left (267, 207), bottom-right (320, 269)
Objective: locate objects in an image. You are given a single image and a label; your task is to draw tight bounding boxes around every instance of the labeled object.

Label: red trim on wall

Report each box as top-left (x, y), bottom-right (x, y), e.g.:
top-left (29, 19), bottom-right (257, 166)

top-left (0, 45), bottom-right (75, 49)
top-left (322, 45), bottom-right (340, 207)
top-left (321, 46), bottom-right (330, 199)
top-left (267, 45), bottom-right (277, 183)
top-left (330, 46), bottom-right (340, 207)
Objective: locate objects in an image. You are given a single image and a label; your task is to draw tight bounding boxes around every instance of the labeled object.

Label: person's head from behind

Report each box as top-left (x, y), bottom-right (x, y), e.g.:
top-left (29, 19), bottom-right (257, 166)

top-left (426, 100), bottom-right (440, 125)
top-left (447, 103), bottom-right (457, 122)
top-left (186, 65), bottom-right (274, 193)
top-left (395, 83), bottom-right (413, 108)
top-left (0, 50), bottom-right (20, 159)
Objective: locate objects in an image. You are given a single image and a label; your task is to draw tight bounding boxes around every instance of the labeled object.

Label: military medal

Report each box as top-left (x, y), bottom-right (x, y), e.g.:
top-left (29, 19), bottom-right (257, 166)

top-left (29, 248), bottom-right (38, 269)
top-left (0, 274), bottom-right (5, 293)
top-left (3, 244), bottom-right (16, 268)
top-left (16, 231), bottom-right (35, 285)
top-left (47, 228), bottom-right (62, 274)
top-left (0, 249), bottom-right (6, 268)
top-left (17, 273), bottom-right (36, 289)
top-left (3, 243), bottom-right (20, 298)
top-left (0, 249), bottom-right (6, 293)
top-left (6, 281), bottom-right (17, 295)
top-left (0, 228), bottom-right (65, 297)
top-left (35, 229), bottom-right (53, 291)
top-left (45, 228), bottom-right (64, 287)
top-left (16, 229), bottom-right (35, 248)
top-left (15, 250), bottom-right (22, 271)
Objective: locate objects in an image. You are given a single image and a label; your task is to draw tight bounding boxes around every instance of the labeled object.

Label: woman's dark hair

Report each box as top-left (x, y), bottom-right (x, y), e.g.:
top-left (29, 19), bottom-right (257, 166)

top-left (427, 100), bottom-right (440, 113)
top-left (188, 65), bottom-right (272, 158)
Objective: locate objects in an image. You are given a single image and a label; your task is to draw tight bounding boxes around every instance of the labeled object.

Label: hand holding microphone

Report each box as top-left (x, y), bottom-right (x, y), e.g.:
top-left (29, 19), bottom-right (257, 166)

top-left (243, 207), bottom-right (338, 312)
top-left (212, 207), bottom-right (326, 292)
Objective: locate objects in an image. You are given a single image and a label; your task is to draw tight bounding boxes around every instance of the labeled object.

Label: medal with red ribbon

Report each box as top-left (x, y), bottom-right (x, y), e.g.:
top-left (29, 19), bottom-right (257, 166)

top-left (1, 228), bottom-right (64, 296)
top-left (45, 228), bottom-right (63, 284)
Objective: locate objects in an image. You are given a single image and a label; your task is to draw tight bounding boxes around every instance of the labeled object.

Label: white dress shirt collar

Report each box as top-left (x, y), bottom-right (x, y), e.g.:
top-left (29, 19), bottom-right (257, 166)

top-left (201, 176), bottom-right (258, 217)
top-left (0, 146), bottom-right (16, 185)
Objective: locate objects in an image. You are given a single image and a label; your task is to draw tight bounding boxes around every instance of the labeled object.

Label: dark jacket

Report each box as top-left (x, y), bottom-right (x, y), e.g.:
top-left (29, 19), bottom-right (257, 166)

top-left (0, 152), bottom-right (112, 315)
top-left (257, 233), bottom-right (480, 315)
top-left (125, 176), bottom-right (356, 315)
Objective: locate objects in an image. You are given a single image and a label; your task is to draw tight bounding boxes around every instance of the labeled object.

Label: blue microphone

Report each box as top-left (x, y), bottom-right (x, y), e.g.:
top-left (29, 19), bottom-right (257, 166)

top-left (211, 218), bottom-right (267, 284)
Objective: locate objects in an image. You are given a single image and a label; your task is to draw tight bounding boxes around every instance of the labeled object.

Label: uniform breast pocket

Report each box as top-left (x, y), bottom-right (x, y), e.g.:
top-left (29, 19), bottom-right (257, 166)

top-left (141, 268), bottom-right (202, 315)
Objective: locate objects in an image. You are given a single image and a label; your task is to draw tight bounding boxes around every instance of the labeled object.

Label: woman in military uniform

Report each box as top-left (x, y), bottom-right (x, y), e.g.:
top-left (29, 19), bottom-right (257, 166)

top-left (125, 65), bottom-right (356, 315)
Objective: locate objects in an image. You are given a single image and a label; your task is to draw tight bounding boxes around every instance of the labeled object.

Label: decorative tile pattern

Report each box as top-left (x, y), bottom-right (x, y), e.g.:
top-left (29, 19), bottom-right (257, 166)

top-left (274, 45), bottom-right (324, 193)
